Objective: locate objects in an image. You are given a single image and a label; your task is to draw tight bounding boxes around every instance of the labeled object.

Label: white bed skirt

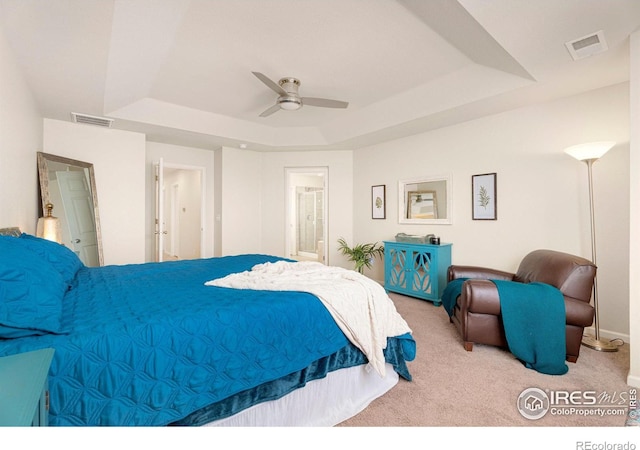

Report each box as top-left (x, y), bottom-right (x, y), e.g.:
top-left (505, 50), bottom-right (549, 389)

top-left (204, 363), bottom-right (399, 427)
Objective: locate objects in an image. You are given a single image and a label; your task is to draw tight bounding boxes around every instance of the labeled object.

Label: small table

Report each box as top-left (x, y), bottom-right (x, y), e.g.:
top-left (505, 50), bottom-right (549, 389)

top-left (0, 348), bottom-right (55, 426)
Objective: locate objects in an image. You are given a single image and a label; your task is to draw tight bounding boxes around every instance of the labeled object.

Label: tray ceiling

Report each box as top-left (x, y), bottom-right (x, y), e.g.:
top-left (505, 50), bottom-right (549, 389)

top-left (1, 0), bottom-right (638, 150)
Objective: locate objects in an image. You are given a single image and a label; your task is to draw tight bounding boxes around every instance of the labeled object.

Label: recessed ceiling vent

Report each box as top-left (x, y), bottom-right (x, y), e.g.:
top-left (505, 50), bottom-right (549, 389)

top-left (71, 112), bottom-right (114, 128)
top-left (565, 30), bottom-right (608, 61)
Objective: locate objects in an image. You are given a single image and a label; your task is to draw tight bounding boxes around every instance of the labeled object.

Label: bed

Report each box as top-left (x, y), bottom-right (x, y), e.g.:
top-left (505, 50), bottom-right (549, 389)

top-left (0, 230), bottom-right (415, 426)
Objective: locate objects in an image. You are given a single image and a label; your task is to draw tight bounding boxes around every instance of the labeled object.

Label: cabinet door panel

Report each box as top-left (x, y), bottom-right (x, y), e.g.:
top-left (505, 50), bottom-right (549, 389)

top-left (388, 247), bottom-right (408, 290)
top-left (411, 250), bottom-right (433, 294)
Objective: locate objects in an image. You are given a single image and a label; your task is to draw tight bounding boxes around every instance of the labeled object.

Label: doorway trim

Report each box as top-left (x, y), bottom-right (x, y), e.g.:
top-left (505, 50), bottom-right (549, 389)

top-left (285, 166), bottom-right (329, 265)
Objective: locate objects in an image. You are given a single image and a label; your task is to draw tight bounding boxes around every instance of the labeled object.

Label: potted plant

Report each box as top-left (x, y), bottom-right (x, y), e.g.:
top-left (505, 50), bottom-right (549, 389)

top-left (337, 238), bottom-right (384, 274)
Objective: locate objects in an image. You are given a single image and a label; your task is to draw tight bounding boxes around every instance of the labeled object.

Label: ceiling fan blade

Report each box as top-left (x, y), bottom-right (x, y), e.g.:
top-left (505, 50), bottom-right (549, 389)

top-left (252, 71), bottom-right (287, 96)
top-left (259, 104), bottom-right (281, 117)
top-left (302, 97), bottom-right (349, 109)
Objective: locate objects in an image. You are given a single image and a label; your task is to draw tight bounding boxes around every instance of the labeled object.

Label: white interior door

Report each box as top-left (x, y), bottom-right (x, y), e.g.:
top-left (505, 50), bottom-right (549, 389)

top-left (170, 182), bottom-right (179, 257)
top-left (154, 158), bottom-right (165, 262)
top-left (56, 170), bottom-right (99, 266)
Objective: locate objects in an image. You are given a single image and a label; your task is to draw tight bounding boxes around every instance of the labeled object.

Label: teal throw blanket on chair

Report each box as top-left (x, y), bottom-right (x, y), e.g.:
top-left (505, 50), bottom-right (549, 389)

top-left (494, 280), bottom-right (568, 375)
top-left (442, 278), bottom-right (466, 317)
top-left (442, 278), bottom-right (568, 375)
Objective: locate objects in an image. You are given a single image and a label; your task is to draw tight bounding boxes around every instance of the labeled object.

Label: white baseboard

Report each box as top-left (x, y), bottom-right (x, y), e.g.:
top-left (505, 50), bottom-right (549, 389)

top-left (582, 327), bottom-right (639, 388)
top-left (627, 373), bottom-right (640, 389)
top-left (582, 326), bottom-right (629, 346)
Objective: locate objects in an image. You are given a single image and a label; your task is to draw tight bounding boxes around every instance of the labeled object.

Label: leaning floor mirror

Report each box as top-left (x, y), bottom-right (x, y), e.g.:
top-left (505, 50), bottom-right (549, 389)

top-left (37, 152), bottom-right (104, 266)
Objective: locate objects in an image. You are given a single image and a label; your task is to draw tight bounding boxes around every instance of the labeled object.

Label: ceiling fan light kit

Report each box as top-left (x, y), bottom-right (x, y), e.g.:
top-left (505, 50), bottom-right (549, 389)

top-left (252, 72), bottom-right (348, 117)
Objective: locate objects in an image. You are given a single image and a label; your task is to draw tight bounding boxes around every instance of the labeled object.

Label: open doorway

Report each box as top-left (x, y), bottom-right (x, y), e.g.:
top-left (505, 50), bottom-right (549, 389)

top-left (154, 159), bottom-right (205, 262)
top-left (285, 167), bottom-right (328, 264)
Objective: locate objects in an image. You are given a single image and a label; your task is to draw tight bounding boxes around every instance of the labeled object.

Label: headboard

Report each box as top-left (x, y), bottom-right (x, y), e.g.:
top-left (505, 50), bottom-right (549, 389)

top-left (0, 227), bottom-right (21, 237)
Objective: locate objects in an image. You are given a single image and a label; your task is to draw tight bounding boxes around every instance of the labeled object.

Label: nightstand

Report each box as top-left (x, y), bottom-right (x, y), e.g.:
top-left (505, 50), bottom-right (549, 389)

top-left (0, 348), bottom-right (55, 426)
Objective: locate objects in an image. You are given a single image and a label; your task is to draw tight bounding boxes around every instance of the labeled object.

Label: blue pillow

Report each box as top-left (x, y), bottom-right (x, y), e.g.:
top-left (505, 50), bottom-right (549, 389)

top-left (0, 235), bottom-right (67, 338)
top-left (18, 233), bottom-right (84, 284)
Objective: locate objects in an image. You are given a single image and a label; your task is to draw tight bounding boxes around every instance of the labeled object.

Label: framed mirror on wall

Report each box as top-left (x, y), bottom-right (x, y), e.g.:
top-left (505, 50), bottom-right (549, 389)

top-left (398, 174), bottom-right (452, 225)
top-left (37, 152), bottom-right (104, 266)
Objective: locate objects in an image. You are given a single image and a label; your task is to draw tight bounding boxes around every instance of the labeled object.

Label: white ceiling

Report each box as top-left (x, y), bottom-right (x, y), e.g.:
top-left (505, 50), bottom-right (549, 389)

top-left (1, 0), bottom-right (639, 151)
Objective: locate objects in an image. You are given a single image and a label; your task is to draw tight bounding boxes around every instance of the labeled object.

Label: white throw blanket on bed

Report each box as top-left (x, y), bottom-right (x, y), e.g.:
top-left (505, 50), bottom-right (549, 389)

top-left (205, 261), bottom-right (411, 377)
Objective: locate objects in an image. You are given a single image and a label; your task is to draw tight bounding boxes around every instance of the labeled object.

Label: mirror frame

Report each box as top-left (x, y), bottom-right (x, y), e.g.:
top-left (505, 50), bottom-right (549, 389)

top-left (398, 174), bottom-right (453, 225)
top-left (37, 151), bottom-right (104, 266)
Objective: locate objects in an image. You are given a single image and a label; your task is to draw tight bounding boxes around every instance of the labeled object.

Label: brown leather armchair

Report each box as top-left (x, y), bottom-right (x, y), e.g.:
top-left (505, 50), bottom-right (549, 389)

top-left (447, 249), bottom-right (596, 363)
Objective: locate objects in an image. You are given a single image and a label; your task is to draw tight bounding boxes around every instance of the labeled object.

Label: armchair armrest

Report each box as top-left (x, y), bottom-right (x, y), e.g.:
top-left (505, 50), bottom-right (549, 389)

top-left (447, 265), bottom-right (515, 282)
top-left (462, 279), bottom-right (502, 316)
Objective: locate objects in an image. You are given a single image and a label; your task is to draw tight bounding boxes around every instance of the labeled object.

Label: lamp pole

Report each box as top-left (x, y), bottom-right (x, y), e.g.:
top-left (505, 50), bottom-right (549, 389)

top-left (581, 158), bottom-right (617, 352)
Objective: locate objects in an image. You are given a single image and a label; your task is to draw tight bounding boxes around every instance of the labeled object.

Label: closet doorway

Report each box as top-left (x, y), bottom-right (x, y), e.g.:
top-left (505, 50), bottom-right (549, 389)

top-left (285, 167), bottom-right (328, 264)
top-left (154, 158), bottom-right (205, 262)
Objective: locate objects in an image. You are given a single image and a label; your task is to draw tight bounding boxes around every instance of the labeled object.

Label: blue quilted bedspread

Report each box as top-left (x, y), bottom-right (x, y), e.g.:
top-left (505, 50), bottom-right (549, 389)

top-left (0, 255), bottom-right (415, 426)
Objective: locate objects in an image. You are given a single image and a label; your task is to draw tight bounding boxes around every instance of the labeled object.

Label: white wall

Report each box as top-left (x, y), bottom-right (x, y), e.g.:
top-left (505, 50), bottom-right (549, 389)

top-left (628, 30), bottom-right (640, 388)
top-left (217, 146), bottom-right (262, 255)
top-left (145, 142), bottom-right (215, 261)
top-left (43, 119), bottom-right (146, 265)
top-left (260, 150), bottom-right (353, 266)
top-left (0, 24), bottom-right (42, 232)
top-left (353, 83), bottom-right (630, 341)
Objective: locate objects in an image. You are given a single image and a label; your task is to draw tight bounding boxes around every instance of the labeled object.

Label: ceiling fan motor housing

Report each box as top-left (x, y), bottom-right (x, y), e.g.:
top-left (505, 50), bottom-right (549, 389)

top-left (278, 78), bottom-right (302, 110)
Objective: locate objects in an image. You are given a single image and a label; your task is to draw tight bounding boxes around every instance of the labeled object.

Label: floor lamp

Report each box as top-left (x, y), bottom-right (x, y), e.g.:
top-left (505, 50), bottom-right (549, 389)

top-left (564, 141), bottom-right (618, 352)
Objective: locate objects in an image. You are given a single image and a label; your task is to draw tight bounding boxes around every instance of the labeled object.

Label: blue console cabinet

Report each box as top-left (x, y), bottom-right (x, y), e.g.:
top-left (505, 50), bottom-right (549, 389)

top-left (383, 241), bottom-right (452, 306)
top-left (0, 348), bottom-right (54, 426)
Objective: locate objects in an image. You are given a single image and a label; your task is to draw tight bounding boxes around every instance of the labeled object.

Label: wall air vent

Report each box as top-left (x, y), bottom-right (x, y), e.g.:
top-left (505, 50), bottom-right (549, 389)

top-left (565, 30), bottom-right (608, 61)
top-left (71, 112), bottom-right (114, 128)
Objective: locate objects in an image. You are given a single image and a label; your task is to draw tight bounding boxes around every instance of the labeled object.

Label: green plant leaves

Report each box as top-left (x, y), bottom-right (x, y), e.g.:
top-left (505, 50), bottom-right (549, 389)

top-left (337, 238), bottom-right (384, 274)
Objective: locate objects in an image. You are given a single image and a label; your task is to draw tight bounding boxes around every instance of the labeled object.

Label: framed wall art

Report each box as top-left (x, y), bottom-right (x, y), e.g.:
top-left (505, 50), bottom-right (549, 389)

top-left (472, 173), bottom-right (497, 220)
top-left (372, 185), bottom-right (386, 219)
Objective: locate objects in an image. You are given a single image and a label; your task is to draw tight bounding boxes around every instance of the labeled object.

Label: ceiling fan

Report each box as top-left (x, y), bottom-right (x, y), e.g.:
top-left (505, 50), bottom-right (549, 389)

top-left (252, 71), bottom-right (349, 117)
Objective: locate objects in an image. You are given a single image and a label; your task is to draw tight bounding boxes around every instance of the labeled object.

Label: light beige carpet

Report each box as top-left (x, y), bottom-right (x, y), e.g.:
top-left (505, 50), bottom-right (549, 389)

top-left (338, 292), bottom-right (633, 427)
